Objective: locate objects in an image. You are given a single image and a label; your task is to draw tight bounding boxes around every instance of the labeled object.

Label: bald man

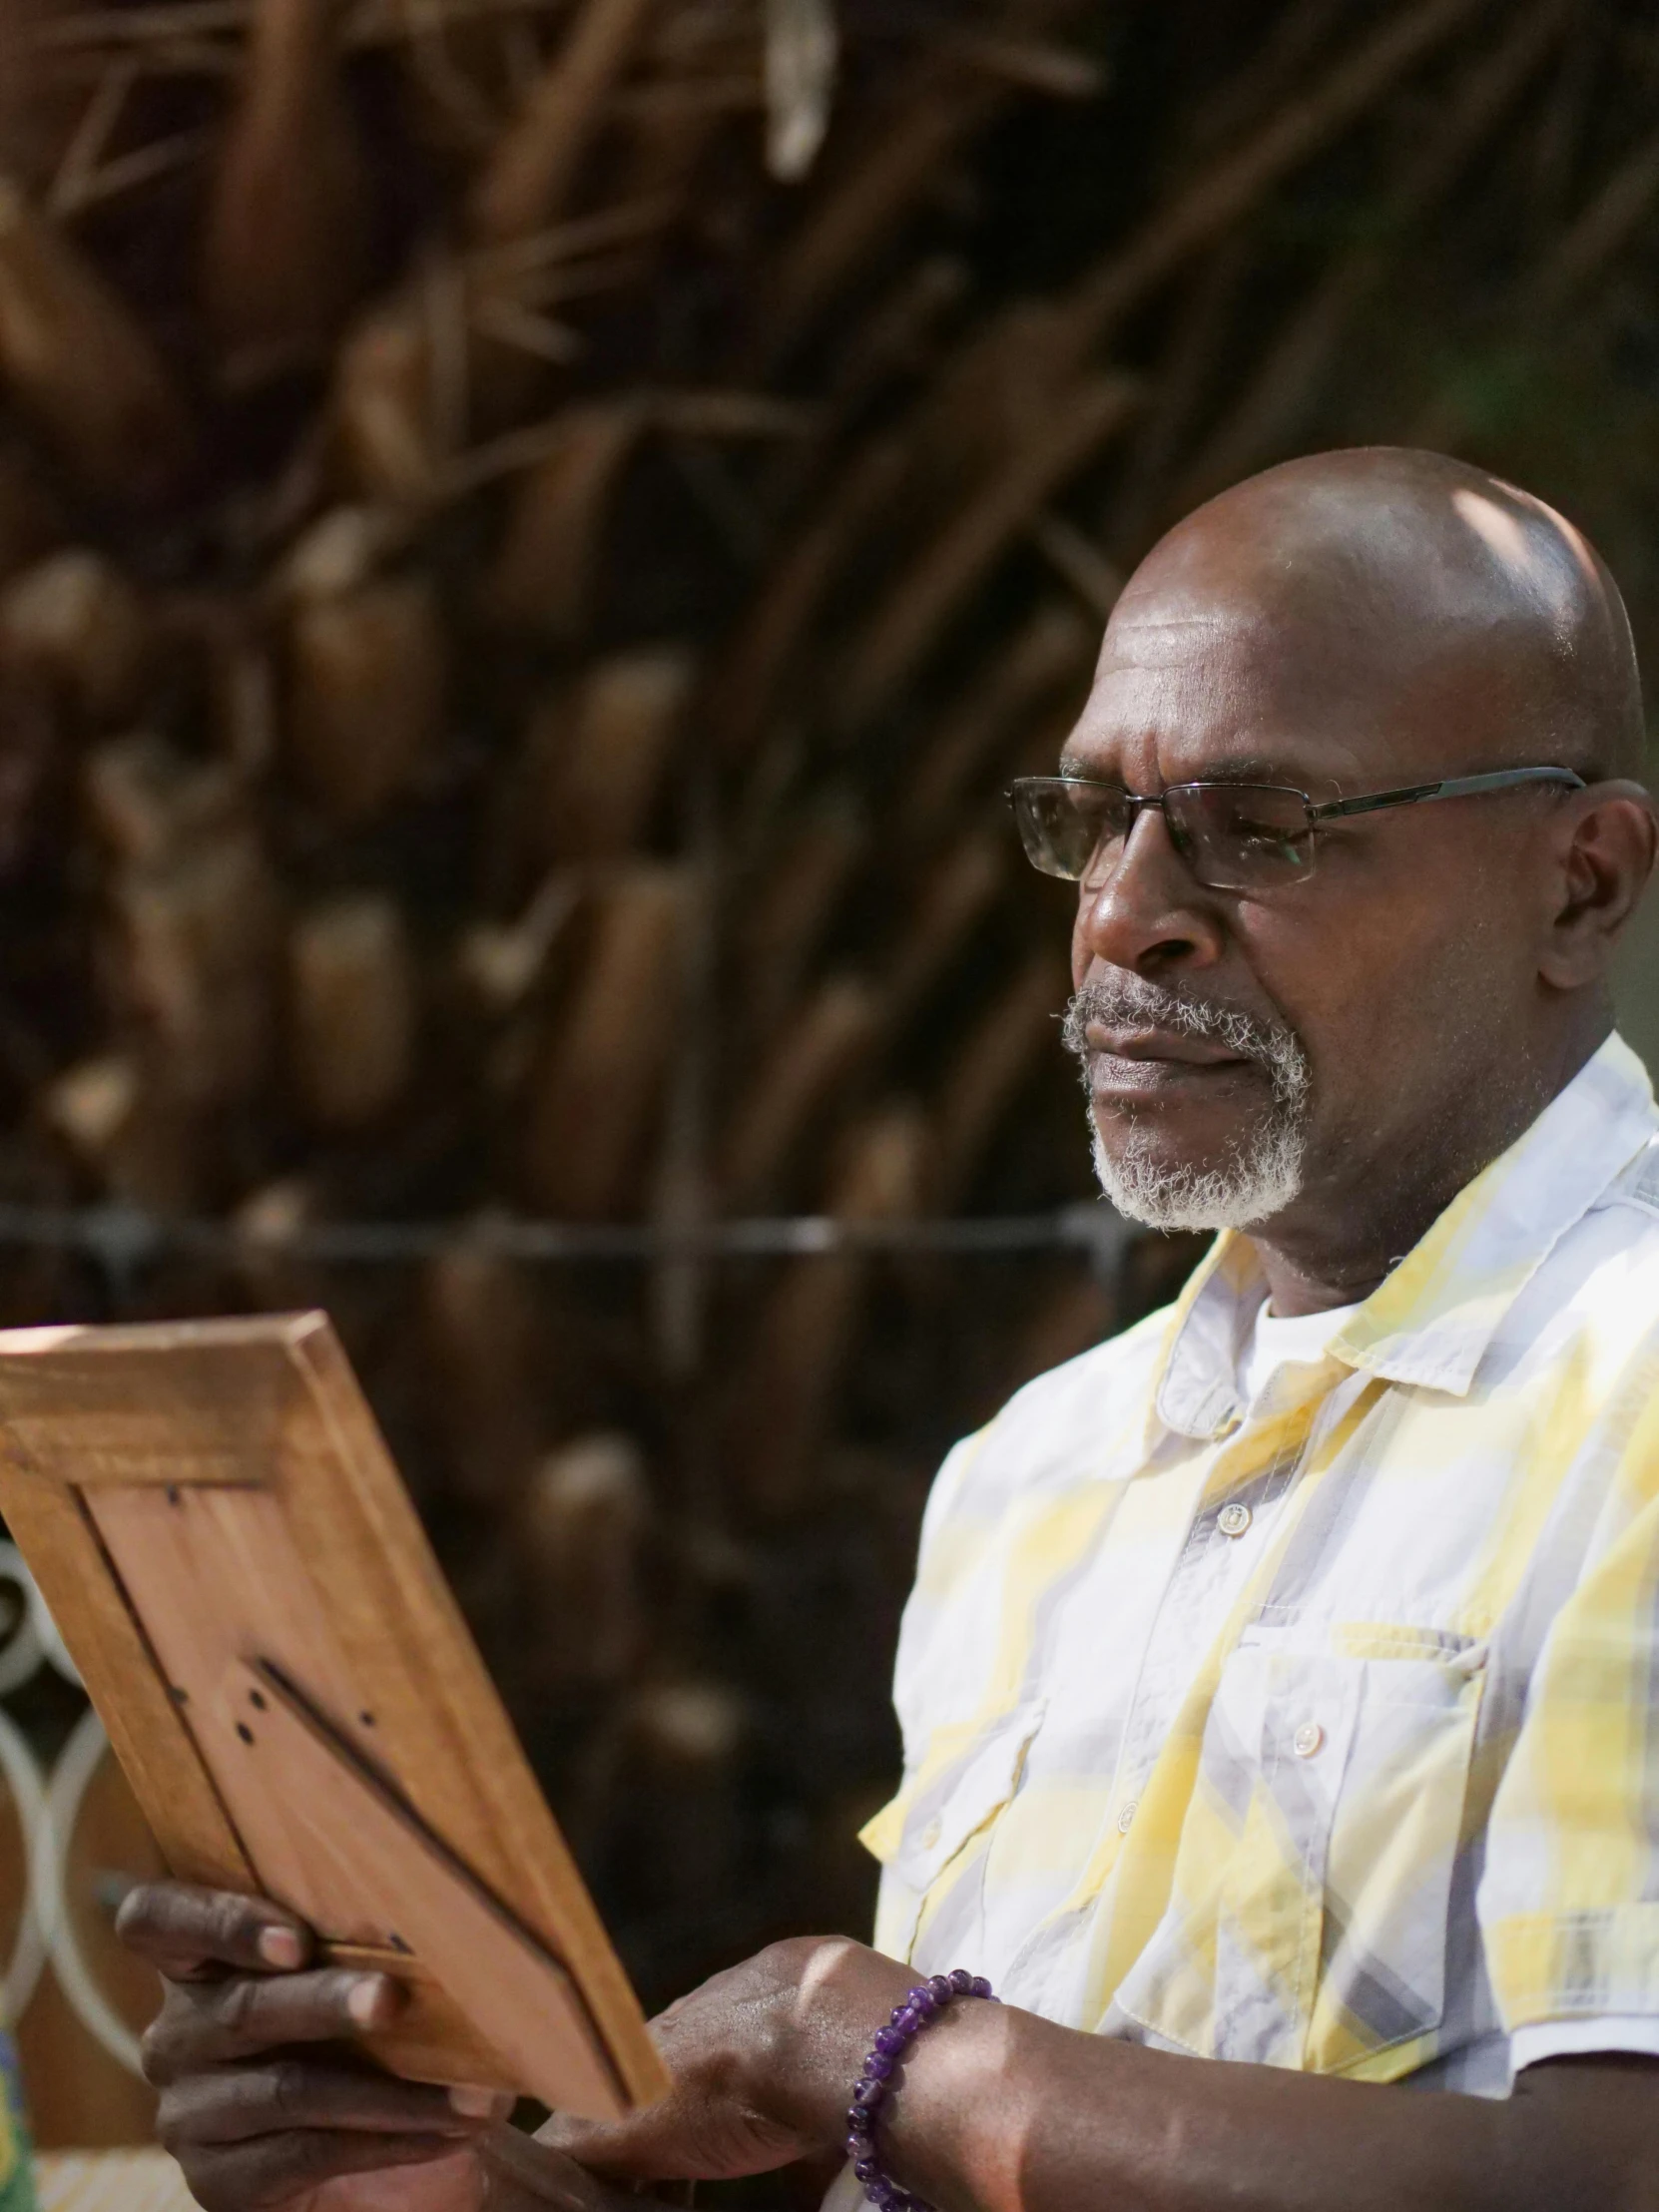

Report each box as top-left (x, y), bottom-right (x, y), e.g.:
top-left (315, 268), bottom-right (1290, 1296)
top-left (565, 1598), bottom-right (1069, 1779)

top-left (122, 449), bottom-right (1659, 2212)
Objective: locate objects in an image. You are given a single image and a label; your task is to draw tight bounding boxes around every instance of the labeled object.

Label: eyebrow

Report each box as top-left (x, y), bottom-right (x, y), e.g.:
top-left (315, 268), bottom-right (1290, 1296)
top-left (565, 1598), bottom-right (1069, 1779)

top-left (1055, 751), bottom-right (1317, 789)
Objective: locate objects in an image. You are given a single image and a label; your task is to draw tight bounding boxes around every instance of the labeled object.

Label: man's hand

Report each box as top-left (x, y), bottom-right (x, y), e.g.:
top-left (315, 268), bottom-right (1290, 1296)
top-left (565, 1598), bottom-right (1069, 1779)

top-left (539, 1936), bottom-right (915, 2187)
top-left (118, 1885), bottom-right (912, 2209)
top-left (119, 1880), bottom-right (518, 2212)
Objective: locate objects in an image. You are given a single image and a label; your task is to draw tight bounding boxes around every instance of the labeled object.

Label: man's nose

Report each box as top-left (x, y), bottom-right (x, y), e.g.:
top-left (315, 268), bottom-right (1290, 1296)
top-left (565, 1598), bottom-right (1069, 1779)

top-left (1072, 805), bottom-right (1226, 976)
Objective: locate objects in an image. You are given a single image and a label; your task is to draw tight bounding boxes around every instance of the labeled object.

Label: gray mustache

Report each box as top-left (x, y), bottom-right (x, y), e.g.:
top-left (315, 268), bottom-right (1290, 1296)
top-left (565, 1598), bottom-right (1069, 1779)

top-left (1061, 975), bottom-right (1309, 1104)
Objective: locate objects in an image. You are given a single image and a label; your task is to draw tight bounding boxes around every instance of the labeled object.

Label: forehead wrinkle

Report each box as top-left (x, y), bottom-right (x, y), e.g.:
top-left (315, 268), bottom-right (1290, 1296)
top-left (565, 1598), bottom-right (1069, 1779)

top-left (1068, 677), bottom-right (1244, 768)
top-left (1097, 559), bottom-right (1565, 778)
top-left (1066, 646), bottom-right (1405, 804)
top-left (1100, 604), bottom-right (1269, 669)
top-left (1099, 567), bottom-right (1293, 681)
top-left (1090, 594), bottom-right (1376, 759)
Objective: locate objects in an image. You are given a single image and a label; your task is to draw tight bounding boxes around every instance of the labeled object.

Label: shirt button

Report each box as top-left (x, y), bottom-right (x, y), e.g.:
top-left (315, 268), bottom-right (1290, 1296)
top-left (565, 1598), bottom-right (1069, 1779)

top-left (1218, 1500), bottom-right (1253, 1537)
top-left (920, 1816), bottom-right (942, 1850)
top-left (1293, 1721), bottom-right (1325, 1759)
top-left (1117, 1801), bottom-right (1137, 1834)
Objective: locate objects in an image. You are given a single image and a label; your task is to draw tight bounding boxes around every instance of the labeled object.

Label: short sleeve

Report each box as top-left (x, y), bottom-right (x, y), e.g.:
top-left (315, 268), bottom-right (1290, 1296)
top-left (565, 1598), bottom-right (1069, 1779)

top-left (1478, 1472), bottom-right (1659, 2031)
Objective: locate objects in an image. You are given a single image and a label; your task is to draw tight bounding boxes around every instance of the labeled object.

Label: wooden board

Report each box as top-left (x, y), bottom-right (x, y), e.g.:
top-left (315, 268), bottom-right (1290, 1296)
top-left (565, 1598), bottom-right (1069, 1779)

top-left (0, 1314), bottom-right (669, 2119)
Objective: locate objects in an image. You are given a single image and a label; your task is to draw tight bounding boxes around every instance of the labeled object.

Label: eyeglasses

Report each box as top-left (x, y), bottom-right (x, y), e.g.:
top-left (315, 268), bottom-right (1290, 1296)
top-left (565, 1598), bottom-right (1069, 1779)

top-left (1007, 765), bottom-right (1586, 895)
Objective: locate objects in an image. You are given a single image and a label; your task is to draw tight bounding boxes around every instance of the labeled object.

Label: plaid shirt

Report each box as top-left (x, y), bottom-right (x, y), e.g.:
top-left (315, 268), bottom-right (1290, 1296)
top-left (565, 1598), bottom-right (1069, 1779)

top-left (830, 1032), bottom-right (1659, 2210)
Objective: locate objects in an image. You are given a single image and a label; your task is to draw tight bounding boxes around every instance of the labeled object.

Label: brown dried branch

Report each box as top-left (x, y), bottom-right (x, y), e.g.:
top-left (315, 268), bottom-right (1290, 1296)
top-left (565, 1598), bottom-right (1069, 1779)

top-left (521, 866), bottom-right (688, 1217)
top-left (469, 0), bottom-right (659, 244)
top-left (1164, 0), bottom-right (1572, 526)
top-left (836, 372), bottom-right (1139, 730)
top-left (729, 1102), bottom-right (925, 1516)
top-left (717, 974), bottom-right (880, 1212)
top-left (0, 177), bottom-right (192, 495)
top-left (203, 0), bottom-right (371, 385)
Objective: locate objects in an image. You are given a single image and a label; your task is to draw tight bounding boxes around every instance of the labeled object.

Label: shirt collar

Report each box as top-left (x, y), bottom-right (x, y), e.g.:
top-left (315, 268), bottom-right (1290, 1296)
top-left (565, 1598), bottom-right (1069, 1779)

top-left (1151, 1031), bottom-right (1659, 1441)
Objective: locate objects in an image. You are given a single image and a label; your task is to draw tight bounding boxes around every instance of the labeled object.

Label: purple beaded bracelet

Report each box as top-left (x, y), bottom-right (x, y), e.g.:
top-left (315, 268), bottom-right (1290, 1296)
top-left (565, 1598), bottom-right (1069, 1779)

top-left (844, 1967), bottom-right (996, 2211)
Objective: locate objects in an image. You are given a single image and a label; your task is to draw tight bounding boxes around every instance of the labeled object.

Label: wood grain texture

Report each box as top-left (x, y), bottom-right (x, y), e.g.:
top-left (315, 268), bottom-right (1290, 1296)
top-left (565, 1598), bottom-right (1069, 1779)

top-left (238, 1660), bottom-right (622, 2115)
top-left (83, 1482), bottom-right (393, 1945)
top-left (0, 1312), bottom-right (669, 2113)
top-left (0, 1461), bottom-right (251, 1892)
top-left (283, 1316), bottom-right (666, 2105)
top-left (0, 1319), bottom-right (298, 1485)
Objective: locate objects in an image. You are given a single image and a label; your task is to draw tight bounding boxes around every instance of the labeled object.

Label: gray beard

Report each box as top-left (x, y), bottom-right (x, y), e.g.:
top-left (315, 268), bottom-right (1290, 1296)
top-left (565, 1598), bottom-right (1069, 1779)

top-left (1061, 975), bottom-right (1313, 1233)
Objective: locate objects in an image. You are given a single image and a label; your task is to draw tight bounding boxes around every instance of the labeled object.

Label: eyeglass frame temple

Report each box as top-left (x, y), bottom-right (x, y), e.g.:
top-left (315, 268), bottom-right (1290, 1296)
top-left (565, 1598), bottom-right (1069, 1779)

top-left (1306, 765), bottom-right (1587, 825)
top-left (1002, 767), bottom-right (1588, 874)
top-left (1004, 766), bottom-right (1586, 818)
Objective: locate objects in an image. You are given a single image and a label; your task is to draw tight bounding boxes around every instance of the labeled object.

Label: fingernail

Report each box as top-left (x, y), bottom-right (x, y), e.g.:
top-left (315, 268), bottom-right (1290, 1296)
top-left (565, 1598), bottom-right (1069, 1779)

top-left (347, 1976), bottom-right (390, 2027)
top-left (448, 2086), bottom-right (512, 2120)
top-left (258, 1928), bottom-right (304, 1969)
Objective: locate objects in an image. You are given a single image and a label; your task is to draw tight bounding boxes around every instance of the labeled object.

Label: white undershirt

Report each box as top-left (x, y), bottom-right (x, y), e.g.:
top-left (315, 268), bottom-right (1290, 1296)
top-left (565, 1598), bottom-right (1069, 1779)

top-left (1237, 1295), bottom-right (1659, 2079)
top-left (1239, 1298), bottom-right (1363, 1403)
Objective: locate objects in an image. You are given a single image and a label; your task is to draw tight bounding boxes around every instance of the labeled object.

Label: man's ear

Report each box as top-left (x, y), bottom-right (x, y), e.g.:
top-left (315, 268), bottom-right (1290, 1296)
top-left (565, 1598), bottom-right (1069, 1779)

top-left (1538, 781), bottom-right (1659, 988)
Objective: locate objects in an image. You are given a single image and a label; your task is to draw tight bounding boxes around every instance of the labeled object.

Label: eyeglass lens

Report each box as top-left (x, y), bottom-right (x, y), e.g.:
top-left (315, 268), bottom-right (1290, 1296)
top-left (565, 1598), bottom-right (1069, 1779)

top-left (1012, 781), bottom-right (1316, 892)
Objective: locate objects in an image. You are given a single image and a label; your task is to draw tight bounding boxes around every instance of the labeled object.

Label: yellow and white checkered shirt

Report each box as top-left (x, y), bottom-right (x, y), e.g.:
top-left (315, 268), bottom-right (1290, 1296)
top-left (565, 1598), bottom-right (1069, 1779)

top-left (836, 1031), bottom-right (1659, 2202)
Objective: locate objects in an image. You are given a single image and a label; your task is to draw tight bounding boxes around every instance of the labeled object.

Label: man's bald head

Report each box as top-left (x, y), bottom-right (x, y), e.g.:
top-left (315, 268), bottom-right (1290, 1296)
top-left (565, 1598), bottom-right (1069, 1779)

top-left (1105, 446), bottom-right (1644, 784)
top-left (1061, 445), bottom-right (1658, 1303)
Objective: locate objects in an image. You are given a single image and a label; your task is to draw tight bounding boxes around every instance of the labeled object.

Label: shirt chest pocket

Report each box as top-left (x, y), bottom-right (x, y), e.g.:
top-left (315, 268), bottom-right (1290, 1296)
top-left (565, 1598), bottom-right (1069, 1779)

top-left (1114, 1633), bottom-right (1485, 2075)
top-left (878, 1699), bottom-right (1047, 1958)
